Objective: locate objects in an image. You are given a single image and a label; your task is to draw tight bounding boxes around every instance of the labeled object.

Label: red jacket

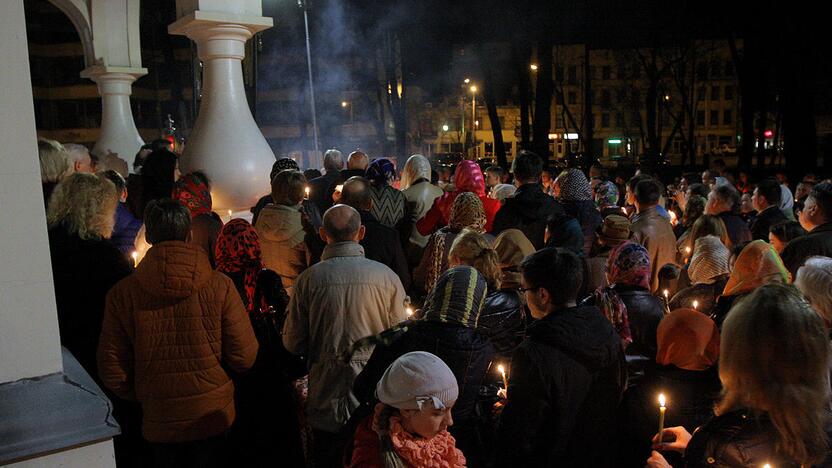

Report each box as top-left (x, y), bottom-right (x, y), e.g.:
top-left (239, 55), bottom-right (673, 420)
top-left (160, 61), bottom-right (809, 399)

top-left (417, 160), bottom-right (500, 235)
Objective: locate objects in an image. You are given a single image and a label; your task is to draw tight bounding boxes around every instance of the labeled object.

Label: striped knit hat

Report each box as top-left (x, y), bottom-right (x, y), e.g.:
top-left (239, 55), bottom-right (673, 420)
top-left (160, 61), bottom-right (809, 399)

top-left (422, 266), bottom-right (487, 328)
top-left (688, 235), bottom-right (731, 285)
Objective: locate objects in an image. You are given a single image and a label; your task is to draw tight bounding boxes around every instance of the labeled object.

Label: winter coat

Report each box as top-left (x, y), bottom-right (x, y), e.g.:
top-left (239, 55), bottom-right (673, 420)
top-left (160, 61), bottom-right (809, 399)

top-left (718, 211), bottom-right (752, 247)
top-left (353, 321), bottom-right (494, 428)
top-left (781, 222), bottom-right (832, 278)
top-left (491, 183), bottom-right (565, 250)
top-left (369, 184), bottom-right (406, 229)
top-left (417, 161), bottom-right (501, 235)
top-left (683, 409), bottom-right (832, 467)
top-left (402, 179), bottom-right (443, 252)
top-left (631, 206), bottom-right (678, 292)
top-left (97, 241), bottom-right (258, 443)
top-left (561, 199), bottom-right (603, 255)
top-left (256, 203), bottom-right (309, 295)
top-left (252, 194), bottom-right (322, 230)
top-left (308, 171), bottom-right (343, 213)
top-left (478, 289), bottom-right (526, 359)
top-left (191, 213), bottom-right (223, 269)
top-left (616, 285), bottom-right (666, 362)
top-left (110, 202), bottom-right (142, 254)
top-left (306, 210), bottom-right (411, 292)
top-left (750, 206), bottom-right (788, 241)
top-left (620, 364), bottom-right (721, 467)
top-left (49, 225), bottom-right (133, 377)
top-left (283, 241), bottom-right (407, 433)
top-left (496, 305), bottom-right (626, 467)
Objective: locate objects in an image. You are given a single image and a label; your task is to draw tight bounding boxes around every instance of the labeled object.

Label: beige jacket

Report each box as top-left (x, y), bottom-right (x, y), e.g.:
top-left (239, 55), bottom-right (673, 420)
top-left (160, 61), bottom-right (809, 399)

top-left (283, 241), bottom-right (407, 433)
top-left (403, 181), bottom-right (444, 248)
top-left (630, 206), bottom-right (678, 292)
top-left (255, 203), bottom-right (309, 295)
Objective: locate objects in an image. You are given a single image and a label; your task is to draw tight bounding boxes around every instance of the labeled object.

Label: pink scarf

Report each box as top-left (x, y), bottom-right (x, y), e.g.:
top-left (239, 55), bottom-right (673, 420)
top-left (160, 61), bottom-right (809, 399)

top-left (372, 404), bottom-right (466, 468)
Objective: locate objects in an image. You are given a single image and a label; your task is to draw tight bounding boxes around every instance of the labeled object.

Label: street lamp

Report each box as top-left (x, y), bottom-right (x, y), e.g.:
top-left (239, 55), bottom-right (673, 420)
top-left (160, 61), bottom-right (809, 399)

top-left (341, 100), bottom-right (353, 122)
top-left (341, 101), bottom-right (348, 108)
top-left (463, 78), bottom-right (470, 84)
top-left (442, 124), bottom-right (449, 132)
top-left (530, 64), bottom-right (539, 71)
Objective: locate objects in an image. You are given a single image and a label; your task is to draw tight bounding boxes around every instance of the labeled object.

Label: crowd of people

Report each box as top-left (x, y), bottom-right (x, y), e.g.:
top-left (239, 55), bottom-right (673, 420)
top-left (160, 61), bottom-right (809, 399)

top-left (37, 137), bottom-right (832, 467)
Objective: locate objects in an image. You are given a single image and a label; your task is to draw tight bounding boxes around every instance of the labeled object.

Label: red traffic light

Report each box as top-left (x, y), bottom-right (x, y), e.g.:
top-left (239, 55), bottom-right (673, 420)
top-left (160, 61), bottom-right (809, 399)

top-left (764, 130), bottom-right (773, 138)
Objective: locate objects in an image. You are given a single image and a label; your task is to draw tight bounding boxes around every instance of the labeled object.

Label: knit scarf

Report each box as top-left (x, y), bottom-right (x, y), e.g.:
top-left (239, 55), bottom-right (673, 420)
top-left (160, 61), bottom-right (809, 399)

top-left (215, 219), bottom-right (263, 313)
top-left (172, 173), bottom-right (212, 218)
top-left (371, 404), bottom-right (466, 468)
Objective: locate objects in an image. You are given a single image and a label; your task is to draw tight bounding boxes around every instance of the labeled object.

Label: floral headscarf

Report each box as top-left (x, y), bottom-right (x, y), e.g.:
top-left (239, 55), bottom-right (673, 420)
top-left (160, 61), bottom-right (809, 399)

top-left (594, 241), bottom-right (652, 345)
top-left (215, 219), bottom-right (263, 314)
top-left (449, 192), bottom-right (486, 232)
top-left (594, 180), bottom-right (619, 209)
top-left (556, 168), bottom-right (593, 202)
top-left (172, 173), bottom-right (212, 218)
top-left (722, 240), bottom-right (790, 297)
top-left (366, 158), bottom-right (396, 186)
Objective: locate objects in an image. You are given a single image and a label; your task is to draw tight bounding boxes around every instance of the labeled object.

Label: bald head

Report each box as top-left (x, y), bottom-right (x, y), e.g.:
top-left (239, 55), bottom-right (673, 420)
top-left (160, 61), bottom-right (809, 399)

top-left (321, 204), bottom-right (363, 243)
top-left (340, 176), bottom-right (372, 210)
top-left (347, 151), bottom-right (369, 170)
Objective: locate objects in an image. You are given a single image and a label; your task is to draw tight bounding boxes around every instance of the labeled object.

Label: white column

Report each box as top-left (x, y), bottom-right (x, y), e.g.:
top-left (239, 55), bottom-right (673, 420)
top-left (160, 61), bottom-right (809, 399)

top-left (81, 66), bottom-right (147, 163)
top-left (169, 11), bottom-right (274, 211)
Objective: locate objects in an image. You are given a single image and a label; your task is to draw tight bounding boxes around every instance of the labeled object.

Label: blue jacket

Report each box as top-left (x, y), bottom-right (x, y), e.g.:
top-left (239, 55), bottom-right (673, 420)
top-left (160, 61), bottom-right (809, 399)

top-left (110, 202), bottom-right (142, 255)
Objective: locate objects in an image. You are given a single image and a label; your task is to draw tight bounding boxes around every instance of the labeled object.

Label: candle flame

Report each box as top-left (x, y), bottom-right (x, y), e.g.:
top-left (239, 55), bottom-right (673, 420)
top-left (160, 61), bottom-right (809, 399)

top-left (663, 289), bottom-right (669, 297)
top-left (763, 464), bottom-right (771, 468)
top-left (685, 246), bottom-right (691, 254)
top-left (406, 307), bottom-right (413, 317)
top-left (131, 251), bottom-right (138, 260)
top-left (658, 393), bottom-right (666, 407)
top-left (692, 300), bottom-right (699, 309)
top-left (497, 364), bottom-right (506, 375)
top-left (227, 210), bottom-right (233, 217)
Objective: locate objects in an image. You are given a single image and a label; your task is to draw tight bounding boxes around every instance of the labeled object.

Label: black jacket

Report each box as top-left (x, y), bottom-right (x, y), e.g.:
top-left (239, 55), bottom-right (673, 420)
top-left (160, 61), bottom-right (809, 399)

top-left (617, 285), bottom-right (665, 362)
top-left (684, 409), bottom-right (832, 467)
top-left (668, 276), bottom-right (729, 316)
top-left (48, 225), bottom-right (133, 377)
top-left (491, 183), bottom-right (565, 250)
top-left (307, 210), bottom-right (410, 291)
top-left (478, 289), bottom-right (526, 359)
top-left (781, 223), bottom-right (832, 278)
top-left (561, 199), bottom-right (604, 256)
top-left (718, 211), bottom-right (752, 247)
top-left (620, 364), bottom-right (721, 467)
top-left (750, 206), bottom-right (788, 241)
top-left (353, 320), bottom-right (494, 426)
top-left (496, 305), bottom-right (626, 467)
top-left (308, 171), bottom-right (342, 213)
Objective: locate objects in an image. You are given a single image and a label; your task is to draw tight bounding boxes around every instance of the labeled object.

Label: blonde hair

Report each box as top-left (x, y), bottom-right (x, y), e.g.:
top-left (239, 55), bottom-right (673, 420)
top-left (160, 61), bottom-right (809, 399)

top-left (47, 173), bottom-right (118, 240)
top-left (38, 138), bottom-right (72, 183)
top-left (718, 283), bottom-right (830, 465)
top-left (688, 214), bottom-right (730, 251)
top-left (795, 256), bottom-right (832, 326)
top-left (449, 229), bottom-right (501, 289)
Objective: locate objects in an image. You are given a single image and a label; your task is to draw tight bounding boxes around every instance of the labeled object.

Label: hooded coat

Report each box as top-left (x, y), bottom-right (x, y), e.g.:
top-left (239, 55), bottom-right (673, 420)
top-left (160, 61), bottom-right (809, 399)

top-left (97, 241), bottom-right (258, 443)
top-left (401, 155), bottom-right (444, 257)
top-left (491, 183), bottom-right (565, 250)
top-left (496, 305), bottom-right (626, 467)
top-left (255, 203), bottom-right (309, 295)
top-left (417, 161), bottom-right (501, 235)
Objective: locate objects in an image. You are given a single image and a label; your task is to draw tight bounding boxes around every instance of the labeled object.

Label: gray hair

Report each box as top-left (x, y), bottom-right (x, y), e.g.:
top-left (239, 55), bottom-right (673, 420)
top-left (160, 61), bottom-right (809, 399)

top-left (38, 138), bottom-right (71, 183)
top-left (795, 256), bottom-right (832, 325)
top-left (63, 143), bottom-right (91, 164)
top-left (323, 149), bottom-right (344, 172)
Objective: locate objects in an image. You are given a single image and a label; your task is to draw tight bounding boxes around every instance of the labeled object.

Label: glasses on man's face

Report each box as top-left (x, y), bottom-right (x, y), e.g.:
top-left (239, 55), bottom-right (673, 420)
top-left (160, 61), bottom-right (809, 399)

top-left (519, 286), bottom-right (539, 294)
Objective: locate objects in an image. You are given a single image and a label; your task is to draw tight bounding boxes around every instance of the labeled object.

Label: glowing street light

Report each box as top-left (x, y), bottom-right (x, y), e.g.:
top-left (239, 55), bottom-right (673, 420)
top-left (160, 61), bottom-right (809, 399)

top-left (470, 85), bottom-right (478, 93)
top-left (442, 124), bottom-right (449, 132)
top-left (664, 94), bottom-right (671, 101)
top-left (463, 78), bottom-right (470, 84)
top-left (341, 101), bottom-right (348, 108)
top-left (530, 64), bottom-right (539, 71)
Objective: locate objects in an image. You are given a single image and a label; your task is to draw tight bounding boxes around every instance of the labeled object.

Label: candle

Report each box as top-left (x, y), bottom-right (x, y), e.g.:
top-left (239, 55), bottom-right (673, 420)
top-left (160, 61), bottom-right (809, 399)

top-left (692, 300), bottom-right (699, 310)
top-left (685, 246), bottom-right (691, 256)
top-left (658, 393), bottom-right (667, 436)
top-left (663, 289), bottom-right (669, 302)
top-left (305, 186), bottom-right (310, 199)
top-left (497, 364), bottom-right (509, 390)
top-left (763, 464), bottom-right (772, 468)
top-left (406, 307), bottom-right (413, 318)
top-left (131, 251), bottom-right (138, 268)
top-left (227, 209), bottom-right (233, 219)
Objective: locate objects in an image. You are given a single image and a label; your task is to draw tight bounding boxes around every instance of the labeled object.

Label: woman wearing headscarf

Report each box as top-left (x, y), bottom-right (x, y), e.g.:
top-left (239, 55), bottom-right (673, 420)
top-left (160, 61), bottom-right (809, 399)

top-left (366, 158), bottom-right (406, 229)
top-left (556, 168), bottom-right (603, 255)
top-left (621, 309), bottom-right (721, 466)
top-left (172, 171), bottom-right (224, 268)
top-left (585, 241), bottom-right (664, 374)
top-left (594, 180), bottom-right (625, 218)
top-left (417, 160), bottom-right (501, 235)
top-left (400, 154), bottom-right (444, 267)
top-left (710, 240), bottom-right (790, 328)
top-left (414, 192), bottom-right (490, 296)
top-left (450, 229), bottom-right (528, 358)
top-left (352, 267), bottom-right (494, 465)
top-left (669, 236), bottom-right (731, 315)
top-left (216, 219), bottom-right (306, 466)
top-left (585, 215), bottom-right (632, 294)
top-left (544, 213), bottom-right (585, 256)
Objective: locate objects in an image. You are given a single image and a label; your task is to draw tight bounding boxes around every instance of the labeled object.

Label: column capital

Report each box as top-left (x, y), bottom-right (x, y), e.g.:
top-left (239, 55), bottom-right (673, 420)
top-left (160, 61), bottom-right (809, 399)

top-left (169, 10), bottom-right (272, 40)
top-left (80, 65), bottom-right (148, 83)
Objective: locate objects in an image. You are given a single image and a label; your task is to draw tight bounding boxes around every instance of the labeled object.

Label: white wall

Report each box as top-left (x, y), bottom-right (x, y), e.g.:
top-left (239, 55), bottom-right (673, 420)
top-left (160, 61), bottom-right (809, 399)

top-left (0, 1), bottom-right (64, 383)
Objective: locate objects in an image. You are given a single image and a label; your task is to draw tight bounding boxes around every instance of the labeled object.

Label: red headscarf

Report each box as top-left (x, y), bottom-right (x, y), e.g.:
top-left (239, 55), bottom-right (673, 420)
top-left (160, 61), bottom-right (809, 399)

top-left (215, 219), bottom-right (262, 313)
top-left (172, 173), bottom-right (212, 218)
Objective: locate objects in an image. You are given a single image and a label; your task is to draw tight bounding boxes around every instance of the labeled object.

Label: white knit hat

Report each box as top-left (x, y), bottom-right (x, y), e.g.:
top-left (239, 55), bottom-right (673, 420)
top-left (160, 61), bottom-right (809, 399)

top-left (376, 351), bottom-right (459, 411)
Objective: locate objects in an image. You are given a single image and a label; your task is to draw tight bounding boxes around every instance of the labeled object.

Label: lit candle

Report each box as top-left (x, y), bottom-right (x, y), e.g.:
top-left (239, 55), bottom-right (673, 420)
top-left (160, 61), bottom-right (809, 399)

top-left (685, 246), bottom-right (691, 256)
top-left (227, 209), bottom-right (233, 219)
top-left (131, 251), bottom-right (138, 268)
top-left (658, 393), bottom-right (667, 436)
top-left (763, 464), bottom-right (772, 468)
top-left (406, 307), bottom-right (413, 318)
top-left (305, 186), bottom-right (310, 199)
top-left (497, 364), bottom-right (509, 390)
top-left (692, 300), bottom-right (699, 310)
top-left (663, 289), bottom-right (669, 301)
